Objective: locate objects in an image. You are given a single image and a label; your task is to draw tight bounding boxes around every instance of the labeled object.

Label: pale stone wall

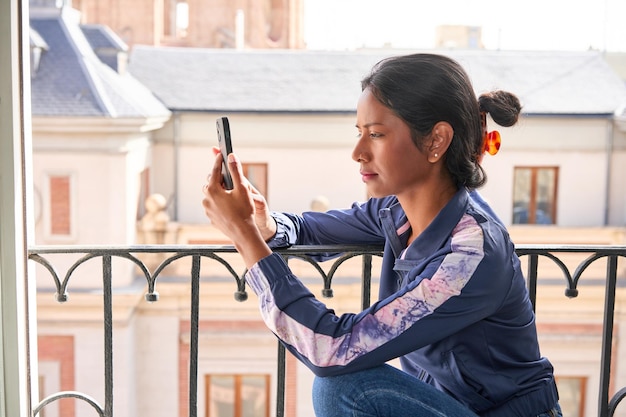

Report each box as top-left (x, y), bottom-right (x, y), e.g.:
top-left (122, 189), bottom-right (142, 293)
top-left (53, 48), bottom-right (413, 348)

top-left (73, 0), bottom-right (305, 49)
top-left (153, 112), bottom-right (626, 228)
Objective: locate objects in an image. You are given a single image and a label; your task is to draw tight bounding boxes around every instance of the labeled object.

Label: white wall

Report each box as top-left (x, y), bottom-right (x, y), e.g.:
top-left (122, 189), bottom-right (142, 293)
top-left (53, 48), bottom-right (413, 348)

top-left (154, 112), bottom-right (367, 224)
top-left (481, 150), bottom-right (608, 226)
top-left (608, 126), bottom-right (626, 225)
top-left (134, 314), bottom-right (179, 417)
top-left (155, 112), bottom-right (625, 227)
top-left (31, 123), bottom-right (154, 288)
top-left (32, 134), bottom-right (152, 245)
top-left (480, 116), bottom-right (616, 226)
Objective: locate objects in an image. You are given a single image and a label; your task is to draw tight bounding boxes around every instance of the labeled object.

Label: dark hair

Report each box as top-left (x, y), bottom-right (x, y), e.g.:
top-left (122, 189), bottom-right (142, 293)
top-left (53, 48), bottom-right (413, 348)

top-left (361, 53), bottom-right (521, 190)
top-left (478, 90), bottom-right (522, 127)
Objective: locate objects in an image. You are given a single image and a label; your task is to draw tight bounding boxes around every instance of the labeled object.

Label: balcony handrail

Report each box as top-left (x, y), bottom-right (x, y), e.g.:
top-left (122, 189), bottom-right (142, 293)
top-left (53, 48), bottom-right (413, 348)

top-left (27, 244), bottom-right (626, 417)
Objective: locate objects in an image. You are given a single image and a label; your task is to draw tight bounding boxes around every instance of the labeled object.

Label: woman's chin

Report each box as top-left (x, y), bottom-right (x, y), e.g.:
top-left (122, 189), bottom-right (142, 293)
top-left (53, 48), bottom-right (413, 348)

top-left (365, 188), bottom-right (392, 200)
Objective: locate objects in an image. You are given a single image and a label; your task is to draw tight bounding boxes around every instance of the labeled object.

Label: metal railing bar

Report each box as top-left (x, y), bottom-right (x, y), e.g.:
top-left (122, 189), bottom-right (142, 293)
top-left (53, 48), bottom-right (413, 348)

top-left (608, 387), bottom-right (626, 417)
top-left (33, 391), bottom-right (105, 416)
top-left (361, 254), bottom-right (372, 311)
top-left (276, 343), bottom-right (286, 417)
top-left (27, 244), bottom-right (387, 255)
top-left (24, 243), bottom-right (624, 252)
top-left (514, 245), bottom-right (626, 254)
top-left (189, 255), bottom-right (201, 417)
top-left (526, 254), bottom-right (539, 311)
top-left (103, 255), bottom-right (114, 417)
top-left (27, 244), bottom-right (625, 417)
top-left (599, 255), bottom-right (618, 417)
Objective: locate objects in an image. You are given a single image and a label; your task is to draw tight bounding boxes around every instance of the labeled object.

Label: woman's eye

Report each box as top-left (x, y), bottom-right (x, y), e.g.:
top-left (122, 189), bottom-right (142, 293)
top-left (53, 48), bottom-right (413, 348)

top-left (356, 130), bottom-right (382, 139)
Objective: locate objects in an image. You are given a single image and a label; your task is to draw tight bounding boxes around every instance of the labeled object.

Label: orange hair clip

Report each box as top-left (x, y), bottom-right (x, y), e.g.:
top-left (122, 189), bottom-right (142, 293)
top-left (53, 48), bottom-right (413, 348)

top-left (484, 130), bottom-right (501, 155)
top-left (480, 111), bottom-right (501, 156)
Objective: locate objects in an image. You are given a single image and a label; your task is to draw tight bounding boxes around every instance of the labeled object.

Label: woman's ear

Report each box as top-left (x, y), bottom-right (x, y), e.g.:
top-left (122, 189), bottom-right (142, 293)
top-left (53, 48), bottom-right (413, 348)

top-left (428, 122), bottom-right (454, 162)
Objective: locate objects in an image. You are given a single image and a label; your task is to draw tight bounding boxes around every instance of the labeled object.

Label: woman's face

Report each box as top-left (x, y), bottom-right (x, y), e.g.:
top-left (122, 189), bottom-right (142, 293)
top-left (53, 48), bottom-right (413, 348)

top-left (352, 88), bottom-right (434, 199)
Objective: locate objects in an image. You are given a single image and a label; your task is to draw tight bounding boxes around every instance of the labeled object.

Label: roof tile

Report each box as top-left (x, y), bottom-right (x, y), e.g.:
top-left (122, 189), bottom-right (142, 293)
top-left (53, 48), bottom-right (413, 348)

top-left (128, 47), bottom-right (626, 115)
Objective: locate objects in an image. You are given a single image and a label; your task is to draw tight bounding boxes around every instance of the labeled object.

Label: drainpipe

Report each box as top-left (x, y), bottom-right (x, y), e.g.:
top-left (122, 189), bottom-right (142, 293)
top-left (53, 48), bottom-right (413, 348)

top-left (603, 118), bottom-right (614, 226)
top-left (172, 112), bottom-right (180, 221)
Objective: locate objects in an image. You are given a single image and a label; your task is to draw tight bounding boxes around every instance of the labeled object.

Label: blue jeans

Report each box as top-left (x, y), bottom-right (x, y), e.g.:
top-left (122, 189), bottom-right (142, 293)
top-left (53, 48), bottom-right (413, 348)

top-left (312, 364), bottom-right (562, 417)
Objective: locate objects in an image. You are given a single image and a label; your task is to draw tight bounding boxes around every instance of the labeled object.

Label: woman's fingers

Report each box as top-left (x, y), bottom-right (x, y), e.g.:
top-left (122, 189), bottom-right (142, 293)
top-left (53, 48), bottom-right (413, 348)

top-left (208, 151), bottom-right (224, 186)
top-left (227, 153), bottom-right (245, 186)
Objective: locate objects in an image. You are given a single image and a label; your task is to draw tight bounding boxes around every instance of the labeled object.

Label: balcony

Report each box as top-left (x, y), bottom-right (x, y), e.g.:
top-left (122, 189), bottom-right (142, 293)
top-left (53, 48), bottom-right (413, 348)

top-left (27, 244), bottom-right (626, 417)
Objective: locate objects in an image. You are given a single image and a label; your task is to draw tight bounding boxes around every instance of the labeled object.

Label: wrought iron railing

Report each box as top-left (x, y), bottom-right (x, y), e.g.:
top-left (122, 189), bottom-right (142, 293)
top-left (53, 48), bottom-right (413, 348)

top-left (28, 244), bottom-right (626, 417)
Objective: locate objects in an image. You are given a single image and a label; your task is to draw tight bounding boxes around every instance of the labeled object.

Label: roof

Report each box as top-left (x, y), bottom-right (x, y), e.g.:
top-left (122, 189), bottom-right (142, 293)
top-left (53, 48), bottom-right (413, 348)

top-left (127, 46), bottom-right (626, 116)
top-left (29, 8), bottom-right (170, 119)
top-left (81, 24), bottom-right (128, 52)
top-left (80, 24), bottom-right (128, 72)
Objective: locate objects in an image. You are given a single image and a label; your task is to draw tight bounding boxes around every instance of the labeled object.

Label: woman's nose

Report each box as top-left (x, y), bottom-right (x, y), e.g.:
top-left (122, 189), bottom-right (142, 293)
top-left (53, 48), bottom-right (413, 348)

top-left (352, 137), bottom-right (366, 162)
top-left (352, 148), bottom-right (366, 162)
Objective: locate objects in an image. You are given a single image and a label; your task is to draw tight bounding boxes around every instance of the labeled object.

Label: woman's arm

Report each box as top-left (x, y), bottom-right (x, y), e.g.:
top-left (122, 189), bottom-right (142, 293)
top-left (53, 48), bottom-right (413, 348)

top-left (245, 214), bottom-right (514, 377)
top-left (202, 152), bottom-right (273, 269)
top-left (204, 149), bottom-right (386, 253)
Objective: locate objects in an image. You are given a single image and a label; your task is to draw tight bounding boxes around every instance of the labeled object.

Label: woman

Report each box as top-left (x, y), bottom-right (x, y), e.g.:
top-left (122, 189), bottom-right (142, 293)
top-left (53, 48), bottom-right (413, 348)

top-left (202, 53), bottom-right (561, 417)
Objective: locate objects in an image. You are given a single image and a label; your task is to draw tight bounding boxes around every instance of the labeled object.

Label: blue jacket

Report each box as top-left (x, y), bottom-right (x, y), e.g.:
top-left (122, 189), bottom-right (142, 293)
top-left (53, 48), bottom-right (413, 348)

top-left (244, 188), bottom-right (558, 416)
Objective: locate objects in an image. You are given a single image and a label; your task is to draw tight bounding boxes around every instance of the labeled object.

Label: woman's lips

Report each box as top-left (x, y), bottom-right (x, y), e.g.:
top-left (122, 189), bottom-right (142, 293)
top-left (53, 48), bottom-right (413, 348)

top-left (360, 171), bottom-right (378, 182)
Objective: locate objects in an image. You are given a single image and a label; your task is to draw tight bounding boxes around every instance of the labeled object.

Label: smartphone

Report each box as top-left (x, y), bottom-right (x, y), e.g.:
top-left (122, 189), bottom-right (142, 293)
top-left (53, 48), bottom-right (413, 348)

top-left (216, 116), bottom-right (234, 190)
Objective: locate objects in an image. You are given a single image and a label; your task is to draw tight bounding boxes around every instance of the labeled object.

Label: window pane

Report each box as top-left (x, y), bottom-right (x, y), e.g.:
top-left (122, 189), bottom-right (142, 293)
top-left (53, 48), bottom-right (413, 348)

top-left (512, 168), bottom-right (531, 224)
top-left (209, 376), bottom-right (235, 417)
top-left (206, 374), bottom-right (269, 417)
top-left (512, 167), bottom-right (557, 225)
top-left (49, 175), bottom-right (71, 235)
top-left (243, 163), bottom-right (268, 198)
top-left (535, 168), bottom-right (555, 224)
top-left (556, 377), bottom-right (585, 417)
top-left (241, 376), bottom-right (267, 417)
top-left (176, 1), bottom-right (189, 33)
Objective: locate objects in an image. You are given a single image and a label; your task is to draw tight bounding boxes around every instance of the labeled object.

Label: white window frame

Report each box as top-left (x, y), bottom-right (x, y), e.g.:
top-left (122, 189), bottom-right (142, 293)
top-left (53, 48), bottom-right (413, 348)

top-left (0, 0), bottom-right (38, 416)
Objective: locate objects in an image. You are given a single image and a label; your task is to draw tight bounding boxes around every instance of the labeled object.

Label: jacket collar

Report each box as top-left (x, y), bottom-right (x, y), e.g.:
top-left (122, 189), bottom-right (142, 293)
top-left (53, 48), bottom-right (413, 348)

top-left (379, 188), bottom-right (470, 259)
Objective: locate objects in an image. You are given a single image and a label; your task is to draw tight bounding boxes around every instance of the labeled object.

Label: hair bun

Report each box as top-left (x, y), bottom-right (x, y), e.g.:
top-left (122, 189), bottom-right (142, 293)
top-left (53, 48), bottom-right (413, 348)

top-left (478, 91), bottom-right (522, 127)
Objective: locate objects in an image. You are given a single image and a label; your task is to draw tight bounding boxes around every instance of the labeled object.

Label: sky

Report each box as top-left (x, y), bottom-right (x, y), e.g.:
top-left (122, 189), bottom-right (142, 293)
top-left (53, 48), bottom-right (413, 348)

top-left (302, 0), bottom-right (626, 52)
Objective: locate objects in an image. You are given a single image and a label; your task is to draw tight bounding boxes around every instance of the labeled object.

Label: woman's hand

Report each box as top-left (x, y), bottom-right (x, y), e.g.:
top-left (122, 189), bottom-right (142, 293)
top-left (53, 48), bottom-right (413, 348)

top-left (248, 182), bottom-right (277, 241)
top-left (202, 151), bottom-right (272, 268)
top-left (208, 147), bottom-right (276, 240)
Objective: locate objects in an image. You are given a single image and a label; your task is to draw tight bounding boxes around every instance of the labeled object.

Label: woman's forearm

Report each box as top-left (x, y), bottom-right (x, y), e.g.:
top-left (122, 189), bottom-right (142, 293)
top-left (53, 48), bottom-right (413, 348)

top-left (230, 223), bottom-right (273, 269)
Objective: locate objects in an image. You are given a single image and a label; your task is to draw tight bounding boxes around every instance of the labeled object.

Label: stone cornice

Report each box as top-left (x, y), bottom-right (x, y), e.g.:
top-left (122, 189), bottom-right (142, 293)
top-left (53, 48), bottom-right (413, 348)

top-left (32, 115), bottom-right (170, 134)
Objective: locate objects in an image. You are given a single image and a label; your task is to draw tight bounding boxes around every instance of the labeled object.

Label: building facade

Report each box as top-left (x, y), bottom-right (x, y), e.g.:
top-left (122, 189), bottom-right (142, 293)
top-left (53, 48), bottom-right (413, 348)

top-left (23, 3), bottom-right (626, 417)
top-left (67, 0), bottom-right (305, 49)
